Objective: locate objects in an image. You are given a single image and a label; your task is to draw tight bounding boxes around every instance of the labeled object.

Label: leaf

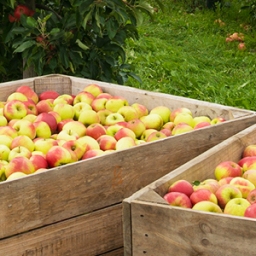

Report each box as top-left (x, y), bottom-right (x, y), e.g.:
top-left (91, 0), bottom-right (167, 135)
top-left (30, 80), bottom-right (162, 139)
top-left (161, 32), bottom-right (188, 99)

top-left (76, 39), bottom-right (89, 51)
top-left (13, 41), bottom-right (36, 53)
top-left (106, 18), bottom-right (118, 40)
top-left (26, 17), bottom-right (37, 28)
top-left (50, 28), bottom-right (61, 35)
top-left (82, 9), bottom-right (93, 29)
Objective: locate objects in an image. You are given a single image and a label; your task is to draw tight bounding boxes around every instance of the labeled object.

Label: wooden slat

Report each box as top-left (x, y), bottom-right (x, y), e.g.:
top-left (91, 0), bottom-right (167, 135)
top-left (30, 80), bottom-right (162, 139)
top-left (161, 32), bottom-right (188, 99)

top-left (0, 204), bottom-right (123, 256)
top-left (131, 200), bottom-right (256, 256)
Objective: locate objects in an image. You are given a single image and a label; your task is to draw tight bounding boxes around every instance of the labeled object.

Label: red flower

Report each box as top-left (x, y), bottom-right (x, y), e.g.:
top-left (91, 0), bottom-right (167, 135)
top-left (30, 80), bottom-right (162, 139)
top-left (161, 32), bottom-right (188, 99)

top-left (9, 4), bottom-right (35, 23)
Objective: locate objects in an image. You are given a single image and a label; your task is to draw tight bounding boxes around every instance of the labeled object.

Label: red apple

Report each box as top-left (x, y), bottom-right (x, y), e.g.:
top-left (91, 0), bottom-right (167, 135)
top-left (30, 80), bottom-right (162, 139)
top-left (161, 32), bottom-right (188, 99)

top-left (39, 90), bottom-right (59, 101)
top-left (163, 192), bottom-right (192, 208)
top-left (168, 179), bottom-right (194, 197)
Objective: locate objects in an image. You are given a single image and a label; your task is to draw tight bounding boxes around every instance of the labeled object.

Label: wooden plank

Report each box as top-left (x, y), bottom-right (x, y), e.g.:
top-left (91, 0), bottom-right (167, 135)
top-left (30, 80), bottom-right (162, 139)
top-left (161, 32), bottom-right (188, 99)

top-left (0, 204), bottom-right (123, 256)
top-left (99, 247), bottom-right (124, 256)
top-left (131, 200), bottom-right (256, 256)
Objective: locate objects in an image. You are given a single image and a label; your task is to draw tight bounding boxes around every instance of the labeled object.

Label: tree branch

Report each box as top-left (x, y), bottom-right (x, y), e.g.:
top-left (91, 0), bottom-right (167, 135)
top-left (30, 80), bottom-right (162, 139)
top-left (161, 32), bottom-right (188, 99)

top-left (35, 4), bottom-right (62, 20)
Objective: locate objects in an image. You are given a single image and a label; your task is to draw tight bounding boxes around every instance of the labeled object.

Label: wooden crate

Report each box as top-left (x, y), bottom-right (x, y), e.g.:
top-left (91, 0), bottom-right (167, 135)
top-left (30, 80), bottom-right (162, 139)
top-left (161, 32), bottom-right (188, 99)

top-left (0, 74), bottom-right (256, 255)
top-left (123, 124), bottom-right (256, 256)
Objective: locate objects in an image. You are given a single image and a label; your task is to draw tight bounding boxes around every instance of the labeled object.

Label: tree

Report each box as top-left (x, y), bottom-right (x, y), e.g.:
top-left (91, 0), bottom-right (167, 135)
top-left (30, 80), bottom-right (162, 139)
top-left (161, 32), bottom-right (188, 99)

top-left (0, 0), bottom-right (163, 84)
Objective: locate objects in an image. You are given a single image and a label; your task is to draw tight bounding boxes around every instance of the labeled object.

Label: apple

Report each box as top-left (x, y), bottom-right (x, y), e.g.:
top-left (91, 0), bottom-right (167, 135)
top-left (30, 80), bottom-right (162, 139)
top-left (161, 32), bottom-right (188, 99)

top-left (73, 102), bottom-right (92, 120)
top-left (35, 112), bottom-right (58, 134)
top-left (214, 161), bottom-right (243, 181)
top-left (140, 113), bottom-right (163, 130)
top-left (57, 119), bottom-right (73, 132)
top-left (126, 119), bottom-right (146, 138)
top-left (16, 85), bottom-right (39, 104)
top-left (78, 109), bottom-right (100, 126)
top-left (218, 177), bottom-right (233, 186)
top-left (193, 178), bottom-right (220, 193)
top-left (57, 130), bottom-right (79, 141)
top-left (163, 192), bottom-right (192, 208)
top-left (0, 160), bottom-right (8, 181)
top-left (224, 198), bottom-right (250, 216)
top-left (0, 116), bottom-right (8, 126)
top-left (53, 94), bottom-right (74, 105)
top-left (53, 103), bottom-right (75, 120)
top-left (243, 145), bottom-right (256, 158)
top-left (11, 135), bottom-right (35, 152)
top-left (3, 100), bottom-right (28, 121)
top-left (243, 169), bottom-right (256, 187)
top-left (150, 106), bottom-right (171, 124)
top-left (194, 122), bottom-right (211, 130)
top-left (168, 179), bottom-right (194, 197)
top-left (190, 189), bottom-right (218, 205)
top-left (173, 113), bottom-right (195, 127)
top-left (192, 201), bottom-right (222, 213)
top-left (135, 140), bottom-right (146, 146)
top-left (36, 99), bottom-right (54, 114)
top-left (12, 119), bottom-right (36, 139)
top-left (105, 113), bottom-right (125, 126)
top-left (105, 124), bottom-right (122, 135)
top-left (8, 146), bottom-right (32, 161)
top-left (160, 128), bottom-right (172, 137)
top-left (77, 136), bottom-right (100, 150)
top-left (86, 123), bottom-right (106, 140)
top-left (5, 156), bottom-right (35, 179)
top-left (193, 116), bottom-right (211, 126)
top-left (97, 109), bottom-right (112, 125)
top-left (39, 90), bottom-right (59, 101)
top-left (61, 120), bottom-right (87, 138)
top-left (73, 91), bottom-right (95, 105)
top-left (33, 121), bottom-right (52, 138)
top-left (91, 98), bottom-right (108, 112)
top-left (117, 106), bottom-right (139, 121)
top-left (30, 154), bottom-right (48, 170)
top-left (6, 172), bottom-right (28, 181)
top-left (215, 184), bottom-right (243, 209)
top-left (48, 111), bottom-right (62, 124)
top-left (229, 177), bottom-right (255, 198)
top-left (247, 189), bottom-right (256, 204)
top-left (105, 98), bottom-right (128, 113)
top-left (114, 127), bottom-right (136, 141)
top-left (172, 123), bottom-right (194, 135)
top-left (7, 92), bottom-right (28, 102)
top-left (115, 137), bottom-right (136, 151)
top-left (238, 156), bottom-right (256, 172)
top-left (82, 149), bottom-right (105, 160)
top-left (96, 92), bottom-right (113, 99)
top-left (23, 114), bottom-right (37, 123)
top-left (170, 107), bottom-right (192, 122)
top-left (46, 145), bottom-right (74, 168)
top-left (83, 83), bottom-right (103, 97)
top-left (131, 103), bottom-right (148, 118)
top-left (97, 135), bottom-right (117, 151)
top-left (0, 126), bottom-right (18, 138)
top-left (140, 129), bottom-right (158, 141)
top-left (146, 131), bottom-right (167, 142)
top-left (210, 117), bottom-right (226, 125)
top-left (62, 140), bottom-right (86, 160)
top-left (244, 204), bottom-right (256, 218)
top-left (0, 145), bottom-right (10, 161)
top-left (0, 134), bottom-right (13, 148)
top-left (34, 138), bottom-right (58, 155)
top-left (162, 121), bottom-right (175, 132)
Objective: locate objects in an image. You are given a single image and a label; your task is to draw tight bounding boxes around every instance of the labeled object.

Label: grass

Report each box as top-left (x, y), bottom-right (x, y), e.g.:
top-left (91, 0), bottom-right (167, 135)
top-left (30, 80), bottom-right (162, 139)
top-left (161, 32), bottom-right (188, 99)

top-left (125, 0), bottom-right (256, 111)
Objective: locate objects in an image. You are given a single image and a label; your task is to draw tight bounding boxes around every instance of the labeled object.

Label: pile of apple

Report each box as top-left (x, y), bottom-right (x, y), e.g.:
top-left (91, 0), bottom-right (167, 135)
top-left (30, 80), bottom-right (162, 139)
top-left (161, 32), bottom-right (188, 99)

top-left (163, 145), bottom-right (256, 219)
top-left (0, 83), bottom-right (225, 182)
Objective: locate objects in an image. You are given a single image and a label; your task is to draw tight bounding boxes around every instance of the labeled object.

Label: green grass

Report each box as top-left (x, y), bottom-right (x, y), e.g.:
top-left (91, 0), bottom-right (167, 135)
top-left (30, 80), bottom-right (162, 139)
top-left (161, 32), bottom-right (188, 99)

top-left (125, 0), bottom-right (256, 110)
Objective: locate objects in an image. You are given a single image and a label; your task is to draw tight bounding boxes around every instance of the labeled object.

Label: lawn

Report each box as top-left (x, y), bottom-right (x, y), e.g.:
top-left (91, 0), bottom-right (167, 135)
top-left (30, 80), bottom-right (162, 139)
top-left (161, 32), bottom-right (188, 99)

top-left (125, 0), bottom-right (256, 111)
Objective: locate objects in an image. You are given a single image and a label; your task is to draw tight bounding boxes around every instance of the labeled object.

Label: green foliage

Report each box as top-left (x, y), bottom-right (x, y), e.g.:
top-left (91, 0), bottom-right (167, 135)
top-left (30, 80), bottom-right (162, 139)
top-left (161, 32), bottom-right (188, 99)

top-left (1, 0), bottom-right (161, 84)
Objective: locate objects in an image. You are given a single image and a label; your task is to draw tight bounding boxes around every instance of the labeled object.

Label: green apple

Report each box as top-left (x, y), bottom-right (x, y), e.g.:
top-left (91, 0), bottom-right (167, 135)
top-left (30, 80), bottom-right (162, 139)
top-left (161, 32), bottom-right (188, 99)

top-left (0, 126), bottom-right (18, 138)
top-left (73, 91), bottom-right (95, 105)
top-left (115, 137), bottom-right (136, 151)
top-left (146, 131), bottom-right (167, 142)
top-left (97, 109), bottom-right (112, 125)
top-left (8, 146), bottom-right (32, 161)
top-left (0, 116), bottom-right (7, 126)
top-left (193, 116), bottom-right (211, 126)
top-left (0, 134), bottom-right (13, 148)
top-left (131, 103), bottom-right (149, 118)
top-left (33, 138), bottom-right (58, 155)
top-left (117, 105), bottom-right (139, 121)
top-left (53, 103), bottom-right (75, 120)
top-left (91, 98), bottom-right (108, 112)
top-left (140, 129), bottom-right (158, 141)
top-left (23, 114), bottom-right (37, 123)
top-left (10, 135), bottom-right (35, 152)
top-left (170, 107), bottom-right (192, 122)
top-left (57, 130), bottom-right (79, 141)
top-left (224, 198), bottom-right (250, 216)
top-left (105, 113), bottom-right (125, 126)
top-left (140, 113), bottom-right (163, 130)
top-left (126, 119), bottom-right (146, 138)
top-left (6, 171), bottom-right (28, 181)
top-left (105, 98), bottom-right (128, 113)
top-left (33, 121), bottom-right (52, 138)
top-left (53, 94), bottom-right (74, 105)
top-left (173, 113), bottom-right (195, 127)
top-left (106, 124), bottom-right (123, 137)
top-left (77, 135), bottom-right (100, 150)
top-left (12, 119), bottom-right (36, 139)
top-left (150, 106), bottom-right (171, 124)
top-left (7, 92), bottom-right (28, 102)
top-left (243, 169), bottom-right (256, 186)
top-left (0, 144), bottom-right (10, 161)
top-left (83, 84), bottom-right (103, 97)
top-left (62, 140), bottom-right (86, 160)
top-left (73, 102), bottom-right (92, 120)
top-left (229, 177), bottom-right (255, 198)
top-left (62, 120), bottom-right (87, 138)
top-left (192, 201), bottom-right (222, 213)
top-left (171, 123), bottom-right (194, 135)
top-left (78, 109), bottom-right (100, 126)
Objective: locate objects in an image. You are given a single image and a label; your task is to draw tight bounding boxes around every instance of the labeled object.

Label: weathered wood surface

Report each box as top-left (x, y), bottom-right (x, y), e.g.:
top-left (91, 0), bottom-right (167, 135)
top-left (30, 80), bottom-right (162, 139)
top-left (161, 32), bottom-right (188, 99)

top-left (123, 124), bottom-right (256, 256)
top-left (131, 199), bottom-right (256, 256)
top-left (0, 204), bottom-right (123, 256)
